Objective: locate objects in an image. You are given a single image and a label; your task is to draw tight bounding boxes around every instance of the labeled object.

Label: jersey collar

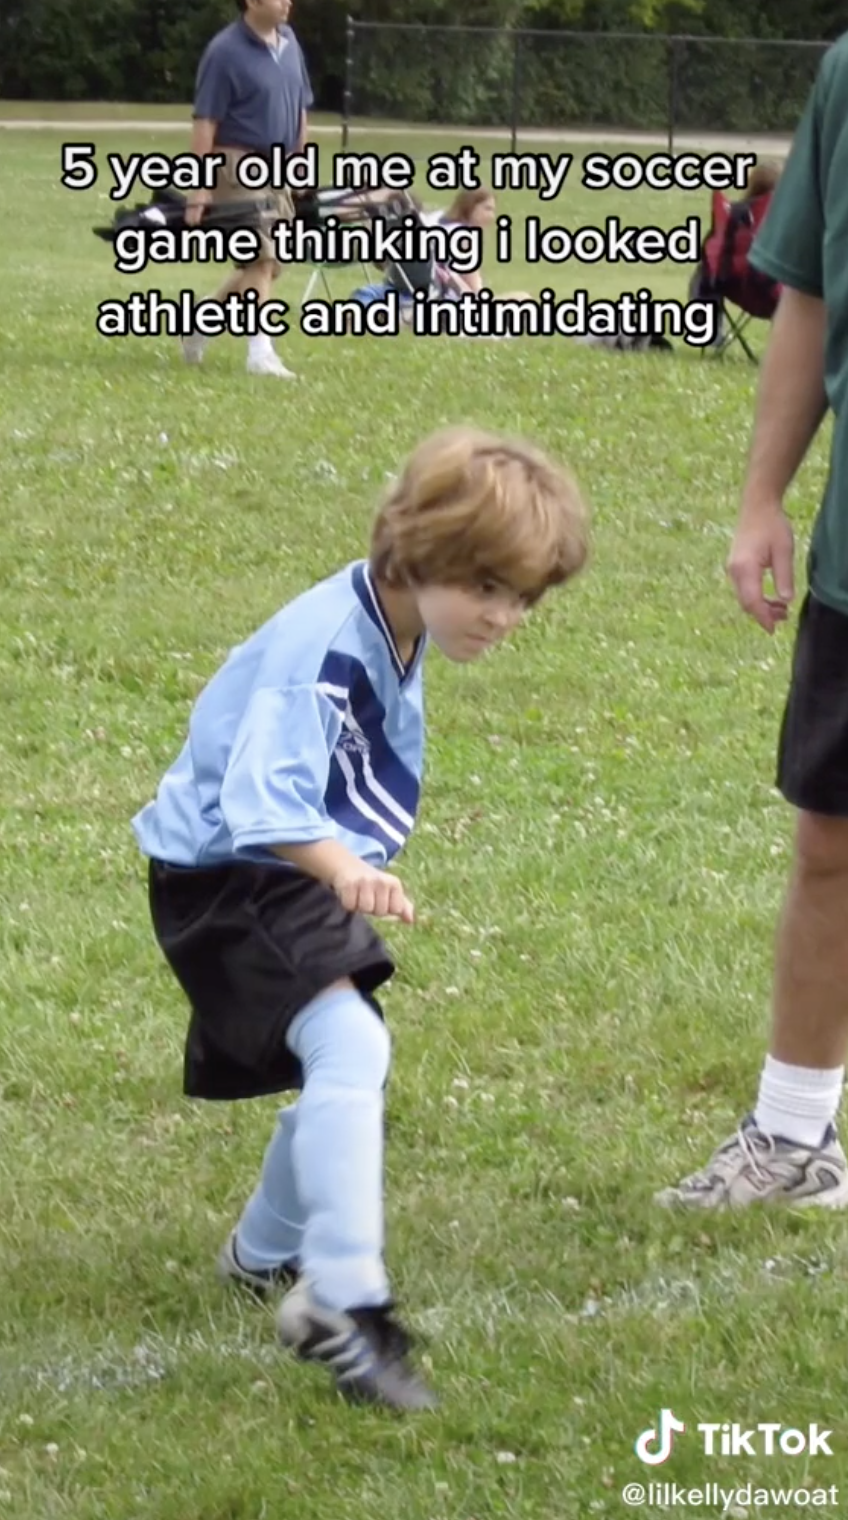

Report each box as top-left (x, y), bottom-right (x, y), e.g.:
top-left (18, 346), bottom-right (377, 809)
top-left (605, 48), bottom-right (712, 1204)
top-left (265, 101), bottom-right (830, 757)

top-left (351, 561), bottom-right (425, 683)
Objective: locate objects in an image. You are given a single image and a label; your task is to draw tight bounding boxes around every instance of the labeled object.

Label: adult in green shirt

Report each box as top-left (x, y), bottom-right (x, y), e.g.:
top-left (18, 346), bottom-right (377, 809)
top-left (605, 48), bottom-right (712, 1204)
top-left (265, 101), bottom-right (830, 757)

top-left (658, 35), bottom-right (848, 1208)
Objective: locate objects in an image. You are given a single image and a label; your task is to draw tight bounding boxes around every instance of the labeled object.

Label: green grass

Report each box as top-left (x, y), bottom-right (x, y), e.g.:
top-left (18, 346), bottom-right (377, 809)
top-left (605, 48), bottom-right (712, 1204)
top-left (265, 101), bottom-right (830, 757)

top-left (0, 101), bottom-right (509, 145)
top-left (2, 126), bottom-right (847, 1520)
top-left (0, 100), bottom-right (196, 120)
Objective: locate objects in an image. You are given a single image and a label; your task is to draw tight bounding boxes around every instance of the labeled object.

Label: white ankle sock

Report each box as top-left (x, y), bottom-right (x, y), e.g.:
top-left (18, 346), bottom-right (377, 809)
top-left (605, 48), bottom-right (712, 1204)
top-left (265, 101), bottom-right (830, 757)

top-left (753, 1055), bottom-right (844, 1148)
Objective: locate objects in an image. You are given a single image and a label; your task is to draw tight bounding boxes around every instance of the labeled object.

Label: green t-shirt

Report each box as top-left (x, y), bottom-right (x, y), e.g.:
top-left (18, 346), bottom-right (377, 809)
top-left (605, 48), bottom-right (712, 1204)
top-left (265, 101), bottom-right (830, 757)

top-left (751, 32), bottom-right (848, 615)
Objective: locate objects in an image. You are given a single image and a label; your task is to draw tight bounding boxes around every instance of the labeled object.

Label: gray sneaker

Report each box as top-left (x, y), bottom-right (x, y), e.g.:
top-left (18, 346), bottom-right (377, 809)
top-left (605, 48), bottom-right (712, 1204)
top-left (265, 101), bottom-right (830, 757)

top-left (655, 1117), bottom-right (848, 1210)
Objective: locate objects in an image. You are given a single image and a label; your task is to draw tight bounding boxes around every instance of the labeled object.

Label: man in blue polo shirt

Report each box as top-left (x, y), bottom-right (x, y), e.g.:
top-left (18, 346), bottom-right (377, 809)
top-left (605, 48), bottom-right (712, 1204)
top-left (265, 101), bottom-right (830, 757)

top-left (184, 0), bottom-right (313, 379)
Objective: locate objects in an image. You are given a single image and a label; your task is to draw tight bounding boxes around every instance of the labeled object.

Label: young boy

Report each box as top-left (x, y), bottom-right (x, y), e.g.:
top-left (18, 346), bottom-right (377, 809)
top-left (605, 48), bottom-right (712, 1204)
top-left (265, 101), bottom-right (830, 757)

top-left (132, 425), bottom-right (589, 1411)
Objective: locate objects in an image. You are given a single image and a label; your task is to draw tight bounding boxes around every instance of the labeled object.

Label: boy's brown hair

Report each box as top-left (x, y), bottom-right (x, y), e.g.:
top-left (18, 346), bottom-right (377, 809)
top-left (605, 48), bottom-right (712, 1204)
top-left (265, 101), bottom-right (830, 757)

top-left (370, 426), bottom-right (589, 600)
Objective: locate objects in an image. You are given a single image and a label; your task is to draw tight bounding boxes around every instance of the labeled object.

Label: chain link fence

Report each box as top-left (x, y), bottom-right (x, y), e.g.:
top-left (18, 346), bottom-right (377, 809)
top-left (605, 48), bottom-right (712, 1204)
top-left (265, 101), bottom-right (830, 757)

top-left (342, 24), bottom-right (829, 148)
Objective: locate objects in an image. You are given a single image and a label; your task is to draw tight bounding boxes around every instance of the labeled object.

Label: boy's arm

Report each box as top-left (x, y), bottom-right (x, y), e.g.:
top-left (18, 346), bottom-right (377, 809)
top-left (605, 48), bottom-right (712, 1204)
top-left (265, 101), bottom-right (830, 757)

top-left (219, 685), bottom-right (413, 921)
top-left (272, 840), bottom-right (413, 921)
top-left (272, 838), bottom-right (354, 881)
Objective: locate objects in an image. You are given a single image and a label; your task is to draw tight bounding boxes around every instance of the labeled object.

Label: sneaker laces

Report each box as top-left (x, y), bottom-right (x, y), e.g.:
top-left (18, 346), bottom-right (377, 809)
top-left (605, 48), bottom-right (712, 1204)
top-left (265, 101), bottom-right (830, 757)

top-left (723, 1122), bottom-right (843, 1196)
top-left (682, 1122), bottom-right (773, 1193)
top-left (731, 1122), bottom-right (776, 1182)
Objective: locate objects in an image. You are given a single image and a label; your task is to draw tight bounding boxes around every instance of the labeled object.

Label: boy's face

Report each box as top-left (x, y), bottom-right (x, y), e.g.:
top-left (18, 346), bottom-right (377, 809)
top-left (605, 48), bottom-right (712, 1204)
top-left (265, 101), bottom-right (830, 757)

top-left (414, 579), bottom-right (531, 662)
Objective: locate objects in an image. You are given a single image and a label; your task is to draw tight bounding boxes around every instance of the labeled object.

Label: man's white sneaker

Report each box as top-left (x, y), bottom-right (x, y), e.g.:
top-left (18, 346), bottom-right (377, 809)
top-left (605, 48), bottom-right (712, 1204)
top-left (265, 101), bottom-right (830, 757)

top-left (246, 350), bottom-right (297, 379)
top-left (182, 333), bottom-right (207, 365)
top-left (655, 1116), bottom-right (848, 1210)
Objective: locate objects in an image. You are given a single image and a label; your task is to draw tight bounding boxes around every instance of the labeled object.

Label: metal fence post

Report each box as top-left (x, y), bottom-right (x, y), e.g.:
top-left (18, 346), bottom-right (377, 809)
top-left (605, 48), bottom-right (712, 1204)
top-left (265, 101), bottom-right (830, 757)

top-left (510, 30), bottom-right (523, 153)
top-left (667, 35), bottom-right (679, 155)
top-left (342, 14), bottom-right (355, 148)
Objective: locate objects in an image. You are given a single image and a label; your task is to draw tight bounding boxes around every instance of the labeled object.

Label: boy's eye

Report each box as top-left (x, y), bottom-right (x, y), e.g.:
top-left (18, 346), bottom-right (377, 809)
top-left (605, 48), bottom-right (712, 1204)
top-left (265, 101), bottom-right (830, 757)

top-left (475, 578), bottom-right (535, 608)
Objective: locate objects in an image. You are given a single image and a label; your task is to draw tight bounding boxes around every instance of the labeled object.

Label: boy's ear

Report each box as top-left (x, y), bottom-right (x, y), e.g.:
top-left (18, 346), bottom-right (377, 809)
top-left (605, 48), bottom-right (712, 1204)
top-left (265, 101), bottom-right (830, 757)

top-left (378, 559), bottom-right (413, 590)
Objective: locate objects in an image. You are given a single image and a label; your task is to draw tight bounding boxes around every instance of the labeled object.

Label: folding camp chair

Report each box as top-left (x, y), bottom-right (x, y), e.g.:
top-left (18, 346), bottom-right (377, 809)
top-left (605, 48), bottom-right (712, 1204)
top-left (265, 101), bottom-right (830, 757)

top-left (295, 185), bottom-right (375, 301)
top-left (692, 190), bottom-right (782, 363)
top-left (294, 186), bottom-right (437, 306)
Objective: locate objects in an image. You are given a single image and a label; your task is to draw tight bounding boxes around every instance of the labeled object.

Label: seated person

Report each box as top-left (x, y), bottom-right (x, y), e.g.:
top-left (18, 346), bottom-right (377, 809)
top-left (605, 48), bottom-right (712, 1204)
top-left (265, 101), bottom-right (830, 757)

top-left (345, 185), bottom-right (532, 324)
top-left (424, 187), bottom-right (532, 303)
top-left (422, 188), bottom-right (496, 294)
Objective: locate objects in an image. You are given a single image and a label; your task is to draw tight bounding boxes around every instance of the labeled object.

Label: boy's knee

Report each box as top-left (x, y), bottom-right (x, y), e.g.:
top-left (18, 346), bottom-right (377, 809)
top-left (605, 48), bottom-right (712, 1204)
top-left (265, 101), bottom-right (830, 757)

top-left (291, 987), bottom-right (391, 1090)
top-left (342, 1007), bottom-right (391, 1090)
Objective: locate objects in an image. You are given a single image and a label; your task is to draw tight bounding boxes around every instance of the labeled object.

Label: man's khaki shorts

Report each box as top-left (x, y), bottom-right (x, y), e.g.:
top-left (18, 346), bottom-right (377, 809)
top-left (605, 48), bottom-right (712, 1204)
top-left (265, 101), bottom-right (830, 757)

top-left (212, 147), bottom-right (295, 271)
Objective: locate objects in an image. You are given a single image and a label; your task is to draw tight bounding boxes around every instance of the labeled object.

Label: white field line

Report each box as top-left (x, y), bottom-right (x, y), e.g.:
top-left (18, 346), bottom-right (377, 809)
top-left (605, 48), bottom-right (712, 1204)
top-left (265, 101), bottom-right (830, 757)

top-left (8, 1330), bottom-right (280, 1395)
top-left (4, 1254), bottom-right (827, 1394)
top-left (0, 119), bottom-right (793, 155)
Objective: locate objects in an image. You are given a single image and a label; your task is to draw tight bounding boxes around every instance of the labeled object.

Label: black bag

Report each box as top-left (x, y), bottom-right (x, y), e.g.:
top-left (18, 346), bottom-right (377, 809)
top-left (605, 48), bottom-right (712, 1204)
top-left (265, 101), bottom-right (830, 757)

top-left (92, 185), bottom-right (276, 244)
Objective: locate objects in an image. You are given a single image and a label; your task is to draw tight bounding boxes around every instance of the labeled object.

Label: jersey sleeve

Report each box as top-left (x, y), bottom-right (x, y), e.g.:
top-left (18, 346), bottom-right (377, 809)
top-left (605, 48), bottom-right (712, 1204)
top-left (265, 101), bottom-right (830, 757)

top-left (193, 41), bottom-right (233, 123)
top-left (749, 75), bottom-right (825, 296)
top-left (220, 682), bottom-right (344, 854)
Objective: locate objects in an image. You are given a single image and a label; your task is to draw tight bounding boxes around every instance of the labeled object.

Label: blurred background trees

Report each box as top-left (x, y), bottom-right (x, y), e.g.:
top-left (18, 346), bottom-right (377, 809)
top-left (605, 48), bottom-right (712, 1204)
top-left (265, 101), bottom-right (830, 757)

top-left (0, 0), bottom-right (842, 131)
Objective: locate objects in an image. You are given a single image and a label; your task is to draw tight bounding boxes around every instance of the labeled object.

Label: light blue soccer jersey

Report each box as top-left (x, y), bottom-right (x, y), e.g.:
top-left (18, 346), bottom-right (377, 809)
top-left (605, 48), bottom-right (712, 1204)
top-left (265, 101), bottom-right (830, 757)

top-left (132, 562), bottom-right (426, 869)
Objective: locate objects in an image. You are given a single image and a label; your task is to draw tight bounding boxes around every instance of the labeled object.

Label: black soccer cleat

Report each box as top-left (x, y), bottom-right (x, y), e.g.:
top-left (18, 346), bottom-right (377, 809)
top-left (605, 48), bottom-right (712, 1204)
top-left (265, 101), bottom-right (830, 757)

top-left (276, 1279), bottom-right (439, 1411)
top-left (217, 1230), bottom-right (300, 1301)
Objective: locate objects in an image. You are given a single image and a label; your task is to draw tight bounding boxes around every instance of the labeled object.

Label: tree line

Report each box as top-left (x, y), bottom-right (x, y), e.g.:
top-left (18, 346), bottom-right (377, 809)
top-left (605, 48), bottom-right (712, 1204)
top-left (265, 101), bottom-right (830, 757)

top-left (0, 0), bottom-right (843, 120)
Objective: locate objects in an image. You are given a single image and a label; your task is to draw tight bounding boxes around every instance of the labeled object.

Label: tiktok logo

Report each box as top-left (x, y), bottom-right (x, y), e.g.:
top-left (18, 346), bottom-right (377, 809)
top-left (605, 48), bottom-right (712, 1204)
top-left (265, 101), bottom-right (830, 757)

top-left (635, 1409), bottom-right (687, 1466)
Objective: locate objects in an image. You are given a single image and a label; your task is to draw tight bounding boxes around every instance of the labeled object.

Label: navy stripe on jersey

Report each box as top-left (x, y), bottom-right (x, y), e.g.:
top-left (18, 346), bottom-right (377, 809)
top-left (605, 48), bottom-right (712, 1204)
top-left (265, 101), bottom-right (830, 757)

top-left (318, 649), bottom-right (420, 855)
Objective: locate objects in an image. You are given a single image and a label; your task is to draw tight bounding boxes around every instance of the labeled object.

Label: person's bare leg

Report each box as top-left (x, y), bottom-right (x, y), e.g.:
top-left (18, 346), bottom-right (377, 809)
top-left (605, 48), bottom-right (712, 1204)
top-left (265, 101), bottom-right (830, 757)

top-left (744, 810), bottom-right (848, 1153)
top-left (242, 261), bottom-right (294, 377)
top-left (183, 263), bottom-right (289, 371)
top-left (238, 258), bottom-right (276, 306)
top-left (656, 808), bottom-right (848, 1208)
top-left (181, 266), bottom-right (251, 365)
top-left (770, 812), bottom-right (848, 1068)
top-left (210, 258), bottom-right (288, 376)
top-left (212, 267), bottom-right (251, 303)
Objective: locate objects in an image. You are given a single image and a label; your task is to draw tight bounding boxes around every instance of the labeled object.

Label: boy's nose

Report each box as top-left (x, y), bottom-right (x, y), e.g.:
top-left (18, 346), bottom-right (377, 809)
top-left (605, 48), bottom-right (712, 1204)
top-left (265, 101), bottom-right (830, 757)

top-left (486, 607), bottom-right (517, 633)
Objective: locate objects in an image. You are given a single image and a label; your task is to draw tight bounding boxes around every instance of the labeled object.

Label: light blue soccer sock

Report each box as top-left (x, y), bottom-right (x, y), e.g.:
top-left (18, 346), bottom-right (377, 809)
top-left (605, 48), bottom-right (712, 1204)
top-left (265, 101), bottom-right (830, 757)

top-left (286, 984), bottom-right (392, 1312)
top-left (235, 1103), bottom-right (305, 1271)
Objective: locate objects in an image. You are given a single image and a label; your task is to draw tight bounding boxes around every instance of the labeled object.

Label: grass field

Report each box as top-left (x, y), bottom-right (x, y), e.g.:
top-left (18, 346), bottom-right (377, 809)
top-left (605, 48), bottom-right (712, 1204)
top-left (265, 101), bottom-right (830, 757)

top-left (3, 123), bottom-right (848, 1520)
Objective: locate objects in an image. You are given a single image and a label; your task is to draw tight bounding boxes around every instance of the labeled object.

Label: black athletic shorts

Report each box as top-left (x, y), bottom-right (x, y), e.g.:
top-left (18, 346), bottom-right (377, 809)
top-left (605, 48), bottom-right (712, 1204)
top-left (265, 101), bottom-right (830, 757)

top-left (148, 859), bottom-right (395, 1102)
top-left (777, 591), bottom-right (848, 816)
